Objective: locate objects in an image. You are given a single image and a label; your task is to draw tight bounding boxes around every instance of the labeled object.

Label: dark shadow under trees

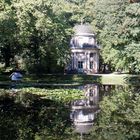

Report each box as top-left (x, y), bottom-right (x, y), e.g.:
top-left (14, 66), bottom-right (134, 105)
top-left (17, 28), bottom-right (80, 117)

top-left (0, 91), bottom-right (71, 140)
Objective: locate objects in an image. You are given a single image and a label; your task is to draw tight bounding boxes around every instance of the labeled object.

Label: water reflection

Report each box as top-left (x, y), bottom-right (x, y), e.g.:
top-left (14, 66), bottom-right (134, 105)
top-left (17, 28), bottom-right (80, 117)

top-left (0, 91), bottom-right (70, 140)
top-left (70, 84), bottom-right (100, 138)
top-left (70, 84), bottom-right (140, 140)
top-left (0, 84), bottom-right (139, 140)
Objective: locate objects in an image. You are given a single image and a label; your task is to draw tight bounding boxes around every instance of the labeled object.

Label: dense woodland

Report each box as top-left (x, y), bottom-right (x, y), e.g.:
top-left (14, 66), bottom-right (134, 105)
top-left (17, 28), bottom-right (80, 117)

top-left (0, 0), bottom-right (140, 74)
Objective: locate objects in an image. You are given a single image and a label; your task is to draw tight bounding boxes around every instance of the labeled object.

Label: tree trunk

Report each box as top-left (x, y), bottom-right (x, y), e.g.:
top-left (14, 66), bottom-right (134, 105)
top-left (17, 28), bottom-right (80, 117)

top-left (3, 46), bottom-right (12, 68)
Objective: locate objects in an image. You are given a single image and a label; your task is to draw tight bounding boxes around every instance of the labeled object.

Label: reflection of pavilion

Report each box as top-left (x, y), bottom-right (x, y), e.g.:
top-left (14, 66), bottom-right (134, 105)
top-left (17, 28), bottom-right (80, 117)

top-left (70, 84), bottom-right (100, 138)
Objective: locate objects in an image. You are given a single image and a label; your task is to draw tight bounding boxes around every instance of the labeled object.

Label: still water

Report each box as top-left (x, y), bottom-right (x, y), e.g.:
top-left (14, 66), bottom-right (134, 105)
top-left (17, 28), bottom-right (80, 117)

top-left (0, 84), bottom-right (139, 140)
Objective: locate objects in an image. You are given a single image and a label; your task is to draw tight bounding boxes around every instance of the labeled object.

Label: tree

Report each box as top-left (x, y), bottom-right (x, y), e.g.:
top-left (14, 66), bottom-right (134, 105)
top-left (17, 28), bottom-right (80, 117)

top-left (13, 0), bottom-right (72, 73)
top-left (93, 0), bottom-right (140, 73)
top-left (0, 0), bottom-right (98, 73)
top-left (123, 3), bottom-right (140, 73)
top-left (0, 0), bottom-right (20, 68)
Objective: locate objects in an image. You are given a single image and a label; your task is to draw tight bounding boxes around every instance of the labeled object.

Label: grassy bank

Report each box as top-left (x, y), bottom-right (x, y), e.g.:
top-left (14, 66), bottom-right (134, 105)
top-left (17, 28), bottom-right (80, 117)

top-left (0, 73), bottom-right (140, 86)
top-left (100, 73), bottom-right (140, 85)
top-left (13, 73), bottom-right (140, 86)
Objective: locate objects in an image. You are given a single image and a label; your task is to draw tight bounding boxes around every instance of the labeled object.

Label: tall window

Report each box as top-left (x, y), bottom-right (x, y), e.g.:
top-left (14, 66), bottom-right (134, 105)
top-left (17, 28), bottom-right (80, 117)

top-left (90, 61), bottom-right (94, 69)
top-left (78, 61), bottom-right (83, 69)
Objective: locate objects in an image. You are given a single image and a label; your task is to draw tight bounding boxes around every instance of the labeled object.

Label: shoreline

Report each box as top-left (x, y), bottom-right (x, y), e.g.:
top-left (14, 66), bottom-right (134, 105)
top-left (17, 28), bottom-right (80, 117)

top-left (0, 73), bottom-right (140, 87)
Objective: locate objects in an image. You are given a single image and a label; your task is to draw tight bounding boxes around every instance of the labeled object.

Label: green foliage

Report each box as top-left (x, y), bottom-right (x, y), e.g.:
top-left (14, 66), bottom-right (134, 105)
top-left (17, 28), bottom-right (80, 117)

top-left (14, 0), bottom-right (72, 73)
top-left (123, 3), bottom-right (140, 73)
top-left (0, 0), bottom-right (74, 73)
top-left (0, 0), bottom-right (20, 67)
top-left (93, 0), bottom-right (140, 73)
top-left (92, 90), bottom-right (140, 140)
top-left (0, 0), bottom-right (139, 74)
top-left (21, 87), bottom-right (84, 103)
top-left (0, 88), bottom-right (84, 140)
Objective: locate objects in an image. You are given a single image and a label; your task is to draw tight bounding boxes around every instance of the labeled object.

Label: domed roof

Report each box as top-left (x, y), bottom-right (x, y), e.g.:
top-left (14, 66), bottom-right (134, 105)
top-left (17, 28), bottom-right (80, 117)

top-left (74, 24), bottom-right (94, 35)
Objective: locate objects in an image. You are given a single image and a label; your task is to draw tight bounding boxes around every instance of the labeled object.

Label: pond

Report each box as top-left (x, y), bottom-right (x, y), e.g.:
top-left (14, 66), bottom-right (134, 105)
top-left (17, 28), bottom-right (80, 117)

top-left (0, 84), bottom-right (140, 140)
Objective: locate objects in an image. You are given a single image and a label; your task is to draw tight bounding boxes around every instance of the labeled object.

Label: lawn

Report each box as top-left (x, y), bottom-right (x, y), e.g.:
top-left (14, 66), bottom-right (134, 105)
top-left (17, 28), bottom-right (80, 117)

top-left (0, 73), bottom-right (140, 86)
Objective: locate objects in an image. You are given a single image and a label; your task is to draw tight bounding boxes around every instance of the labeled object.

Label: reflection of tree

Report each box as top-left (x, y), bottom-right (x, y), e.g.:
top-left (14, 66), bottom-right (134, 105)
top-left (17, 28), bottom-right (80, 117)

top-left (92, 90), bottom-right (140, 140)
top-left (0, 92), bottom-right (71, 140)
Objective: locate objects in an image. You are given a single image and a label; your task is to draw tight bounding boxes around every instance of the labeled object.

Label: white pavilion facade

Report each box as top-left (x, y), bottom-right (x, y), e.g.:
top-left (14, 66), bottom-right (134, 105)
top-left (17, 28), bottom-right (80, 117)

top-left (67, 24), bottom-right (100, 74)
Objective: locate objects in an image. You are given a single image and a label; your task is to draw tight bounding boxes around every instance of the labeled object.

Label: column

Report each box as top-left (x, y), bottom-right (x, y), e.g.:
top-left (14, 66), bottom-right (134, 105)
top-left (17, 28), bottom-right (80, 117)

top-left (74, 52), bottom-right (77, 69)
top-left (87, 52), bottom-right (90, 72)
